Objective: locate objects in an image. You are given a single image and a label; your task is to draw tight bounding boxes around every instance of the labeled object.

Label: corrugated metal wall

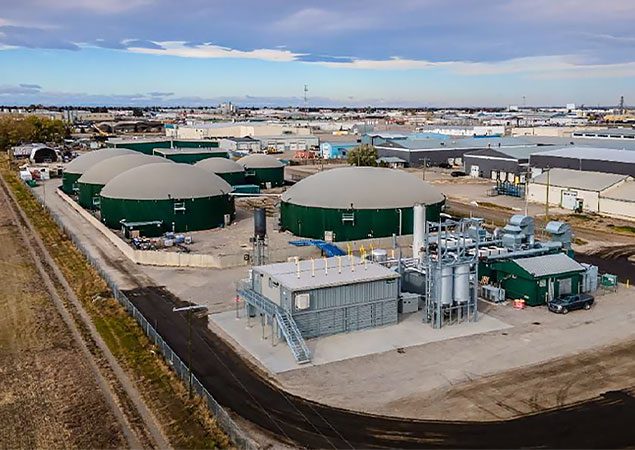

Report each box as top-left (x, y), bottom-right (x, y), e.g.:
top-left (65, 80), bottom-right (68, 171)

top-left (294, 279), bottom-right (399, 312)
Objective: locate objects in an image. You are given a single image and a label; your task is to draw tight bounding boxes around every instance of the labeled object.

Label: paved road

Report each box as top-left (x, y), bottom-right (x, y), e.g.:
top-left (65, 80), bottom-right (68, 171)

top-left (125, 284), bottom-right (635, 449)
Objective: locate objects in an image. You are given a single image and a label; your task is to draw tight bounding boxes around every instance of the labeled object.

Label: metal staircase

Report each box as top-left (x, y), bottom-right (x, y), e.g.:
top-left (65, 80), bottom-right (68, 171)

top-left (238, 285), bottom-right (311, 364)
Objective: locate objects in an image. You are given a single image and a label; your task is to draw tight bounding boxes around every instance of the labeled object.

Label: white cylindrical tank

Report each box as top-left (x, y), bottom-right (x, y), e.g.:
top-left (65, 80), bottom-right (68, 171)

top-left (412, 204), bottom-right (426, 261)
top-left (440, 266), bottom-right (453, 305)
top-left (371, 249), bottom-right (387, 263)
top-left (453, 264), bottom-right (470, 303)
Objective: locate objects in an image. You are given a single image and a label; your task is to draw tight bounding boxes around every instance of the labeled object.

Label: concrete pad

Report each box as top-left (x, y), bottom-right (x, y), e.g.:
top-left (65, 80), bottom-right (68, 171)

top-left (211, 309), bottom-right (511, 373)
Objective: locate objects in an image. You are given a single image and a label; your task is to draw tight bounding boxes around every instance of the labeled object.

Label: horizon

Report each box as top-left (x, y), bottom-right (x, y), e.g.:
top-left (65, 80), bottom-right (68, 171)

top-left (1, 0), bottom-right (634, 107)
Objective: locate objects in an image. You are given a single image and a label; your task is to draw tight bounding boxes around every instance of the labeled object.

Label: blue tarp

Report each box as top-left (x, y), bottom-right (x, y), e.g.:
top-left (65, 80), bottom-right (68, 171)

top-left (289, 240), bottom-right (346, 257)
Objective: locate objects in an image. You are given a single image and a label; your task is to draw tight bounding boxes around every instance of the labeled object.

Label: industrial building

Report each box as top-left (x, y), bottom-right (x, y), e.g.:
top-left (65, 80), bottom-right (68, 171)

top-left (12, 143), bottom-right (59, 163)
top-left (77, 154), bottom-right (171, 209)
top-left (237, 154), bottom-right (285, 188)
top-left (527, 168), bottom-right (631, 212)
top-left (319, 142), bottom-right (358, 159)
top-left (258, 135), bottom-right (319, 152)
top-left (152, 148), bottom-right (228, 164)
top-left (106, 138), bottom-right (219, 155)
top-left (280, 167), bottom-right (445, 241)
top-left (239, 255), bottom-right (400, 363)
top-left (194, 158), bottom-right (246, 185)
top-left (463, 146), bottom-right (559, 181)
top-left (61, 148), bottom-right (137, 194)
top-left (218, 137), bottom-right (261, 154)
top-left (165, 121), bottom-right (312, 140)
top-left (572, 128), bottom-right (635, 140)
top-left (530, 147), bottom-right (635, 177)
top-left (100, 163), bottom-right (235, 234)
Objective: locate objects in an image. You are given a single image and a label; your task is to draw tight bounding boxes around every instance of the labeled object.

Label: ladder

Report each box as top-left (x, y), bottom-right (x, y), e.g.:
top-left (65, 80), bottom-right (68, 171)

top-left (238, 287), bottom-right (311, 364)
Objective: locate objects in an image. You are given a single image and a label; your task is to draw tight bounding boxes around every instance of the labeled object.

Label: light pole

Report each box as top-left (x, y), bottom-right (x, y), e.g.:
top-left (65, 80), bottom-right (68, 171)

top-left (172, 304), bottom-right (208, 398)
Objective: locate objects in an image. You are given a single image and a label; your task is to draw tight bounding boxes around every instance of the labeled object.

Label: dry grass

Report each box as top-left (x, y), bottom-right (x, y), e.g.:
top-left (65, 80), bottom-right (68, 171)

top-left (0, 155), bottom-right (230, 449)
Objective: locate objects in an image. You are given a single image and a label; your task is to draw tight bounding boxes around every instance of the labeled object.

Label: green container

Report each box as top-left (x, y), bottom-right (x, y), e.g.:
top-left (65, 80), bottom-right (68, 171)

top-left (601, 274), bottom-right (618, 287)
top-left (280, 201), bottom-right (443, 242)
top-left (61, 172), bottom-right (81, 194)
top-left (232, 184), bottom-right (260, 194)
top-left (244, 167), bottom-right (284, 188)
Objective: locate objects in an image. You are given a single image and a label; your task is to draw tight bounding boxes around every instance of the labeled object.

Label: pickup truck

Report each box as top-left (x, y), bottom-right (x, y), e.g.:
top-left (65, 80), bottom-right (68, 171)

top-left (548, 293), bottom-right (594, 314)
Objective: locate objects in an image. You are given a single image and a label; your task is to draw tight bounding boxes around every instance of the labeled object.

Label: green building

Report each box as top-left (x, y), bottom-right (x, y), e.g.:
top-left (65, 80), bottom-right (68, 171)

top-left (237, 154), bottom-right (284, 187)
top-left (195, 158), bottom-right (246, 185)
top-left (76, 154), bottom-right (171, 209)
top-left (490, 252), bottom-right (585, 306)
top-left (107, 138), bottom-right (219, 155)
top-left (152, 148), bottom-right (228, 164)
top-left (61, 148), bottom-right (136, 194)
top-left (100, 163), bottom-right (235, 234)
top-left (280, 167), bottom-right (445, 242)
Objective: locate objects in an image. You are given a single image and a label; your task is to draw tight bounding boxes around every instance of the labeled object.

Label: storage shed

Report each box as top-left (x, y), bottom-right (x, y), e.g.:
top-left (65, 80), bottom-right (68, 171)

top-left (62, 148), bottom-right (137, 194)
top-left (194, 158), bottom-right (246, 185)
top-left (280, 167), bottom-right (445, 241)
top-left (237, 154), bottom-right (285, 187)
top-left (76, 154), bottom-right (171, 209)
top-left (490, 253), bottom-right (585, 306)
top-left (100, 163), bottom-right (234, 233)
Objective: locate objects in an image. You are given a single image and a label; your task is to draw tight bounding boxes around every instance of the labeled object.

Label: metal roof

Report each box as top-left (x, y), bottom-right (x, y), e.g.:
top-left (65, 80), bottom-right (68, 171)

top-left (530, 146), bottom-right (635, 164)
top-left (281, 166), bottom-right (445, 209)
top-left (253, 256), bottom-right (399, 291)
top-left (237, 154), bottom-right (284, 168)
top-left (521, 136), bottom-right (635, 151)
top-left (377, 136), bottom-right (538, 151)
top-left (64, 148), bottom-right (137, 175)
top-left (153, 148), bottom-right (227, 156)
top-left (513, 253), bottom-right (584, 277)
top-left (101, 163), bottom-right (232, 200)
top-left (465, 145), bottom-right (562, 161)
top-left (600, 180), bottom-right (635, 202)
top-left (572, 128), bottom-right (635, 138)
top-left (195, 158), bottom-right (245, 174)
top-left (530, 168), bottom-right (628, 192)
top-left (78, 154), bottom-right (171, 185)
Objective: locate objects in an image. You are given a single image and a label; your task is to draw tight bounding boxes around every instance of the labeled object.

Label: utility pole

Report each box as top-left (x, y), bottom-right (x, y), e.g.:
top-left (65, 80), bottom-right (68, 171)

top-left (422, 158), bottom-right (428, 180)
top-left (303, 84), bottom-right (309, 116)
top-left (172, 304), bottom-right (208, 398)
top-left (545, 167), bottom-right (550, 221)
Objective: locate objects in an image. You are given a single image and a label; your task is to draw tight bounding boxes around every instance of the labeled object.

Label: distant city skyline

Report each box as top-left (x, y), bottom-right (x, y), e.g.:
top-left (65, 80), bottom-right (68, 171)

top-left (1, 0), bottom-right (634, 107)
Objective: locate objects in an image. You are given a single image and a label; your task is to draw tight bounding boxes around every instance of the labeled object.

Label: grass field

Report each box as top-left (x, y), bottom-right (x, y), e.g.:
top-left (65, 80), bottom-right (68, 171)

top-left (0, 155), bottom-right (230, 449)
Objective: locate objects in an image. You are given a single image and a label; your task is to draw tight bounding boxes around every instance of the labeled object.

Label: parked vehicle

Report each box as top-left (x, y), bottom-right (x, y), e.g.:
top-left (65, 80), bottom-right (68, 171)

top-left (548, 293), bottom-right (594, 314)
top-left (451, 170), bottom-right (467, 177)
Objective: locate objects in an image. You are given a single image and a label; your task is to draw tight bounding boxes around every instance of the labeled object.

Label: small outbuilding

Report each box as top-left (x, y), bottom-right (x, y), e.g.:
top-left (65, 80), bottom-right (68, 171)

top-left (100, 163), bottom-right (235, 234)
top-left (237, 154), bottom-right (285, 187)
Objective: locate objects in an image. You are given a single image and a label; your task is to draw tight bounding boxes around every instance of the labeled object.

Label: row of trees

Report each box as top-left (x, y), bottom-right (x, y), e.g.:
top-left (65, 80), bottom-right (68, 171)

top-left (0, 116), bottom-right (70, 151)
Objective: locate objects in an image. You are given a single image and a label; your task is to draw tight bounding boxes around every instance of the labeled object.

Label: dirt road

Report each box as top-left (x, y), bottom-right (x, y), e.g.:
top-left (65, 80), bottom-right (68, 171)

top-left (0, 194), bottom-right (127, 448)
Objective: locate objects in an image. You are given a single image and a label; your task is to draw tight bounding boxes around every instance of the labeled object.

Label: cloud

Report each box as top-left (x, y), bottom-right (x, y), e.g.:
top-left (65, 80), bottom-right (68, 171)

top-left (274, 8), bottom-right (376, 34)
top-left (0, 84), bottom-right (44, 95)
top-left (148, 91), bottom-right (173, 97)
top-left (19, 83), bottom-right (42, 90)
top-left (0, 25), bottom-right (79, 50)
top-left (29, 0), bottom-right (154, 14)
top-left (126, 41), bottom-right (302, 61)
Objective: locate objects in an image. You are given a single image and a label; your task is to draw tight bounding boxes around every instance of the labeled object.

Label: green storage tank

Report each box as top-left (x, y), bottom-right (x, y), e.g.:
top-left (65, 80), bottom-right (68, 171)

top-left (152, 147), bottom-right (228, 164)
top-left (76, 154), bottom-right (172, 209)
top-left (61, 148), bottom-right (137, 194)
top-left (100, 163), bottom-right (235, 233)
top-left (280, 166), bottom-right (445, 242)
top-left (107, 138), bottom-right (219, 155)
top-left (237, 154), bottom-right (284, 188)
top-left (195, 158), bottom-right (246, 185)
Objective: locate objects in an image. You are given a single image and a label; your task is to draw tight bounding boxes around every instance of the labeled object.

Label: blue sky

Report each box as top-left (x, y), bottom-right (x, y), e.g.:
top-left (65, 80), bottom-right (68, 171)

top-left (1, 0), bottom-right (634, 107)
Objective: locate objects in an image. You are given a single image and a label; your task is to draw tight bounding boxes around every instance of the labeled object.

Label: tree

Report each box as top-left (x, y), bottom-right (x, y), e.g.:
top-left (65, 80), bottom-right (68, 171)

top-left (0, 116), bottom-right (70, 151)
top-left (347, 144), bottom-right (378, 167)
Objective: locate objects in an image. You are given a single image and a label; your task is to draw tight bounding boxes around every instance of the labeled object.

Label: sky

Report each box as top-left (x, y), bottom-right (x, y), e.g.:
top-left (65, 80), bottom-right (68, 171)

top-left (0, 0), bottom-right (634, 107)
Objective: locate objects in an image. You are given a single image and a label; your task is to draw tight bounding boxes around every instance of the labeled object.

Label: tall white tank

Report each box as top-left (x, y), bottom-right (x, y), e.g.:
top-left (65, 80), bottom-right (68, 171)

top-left (453, 264), bottom-right (470, 303)
top-left (412, 204), bottom-right (426, 261)
top-left (440, 266), bottom-right (454, 305)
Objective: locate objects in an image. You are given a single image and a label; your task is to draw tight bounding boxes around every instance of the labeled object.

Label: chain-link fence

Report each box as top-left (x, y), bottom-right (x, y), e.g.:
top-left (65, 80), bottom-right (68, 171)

top-left (33, 187), bottom-right (258, 450)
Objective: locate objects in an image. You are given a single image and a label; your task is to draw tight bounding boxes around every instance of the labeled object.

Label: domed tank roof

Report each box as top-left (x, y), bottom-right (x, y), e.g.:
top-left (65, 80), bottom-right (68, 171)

top-left (237, 154), bottom-right (284, 169)
top-left (78, 154), bottom-right (172, 185)
top-left (64, 148), bottom-right (137, 175)
top-left (101, 163), bottom-right (233, 200)
top-left (281, 167), bottom-right (445, 209)
top-left (195, 158), bottom-right (245, 174)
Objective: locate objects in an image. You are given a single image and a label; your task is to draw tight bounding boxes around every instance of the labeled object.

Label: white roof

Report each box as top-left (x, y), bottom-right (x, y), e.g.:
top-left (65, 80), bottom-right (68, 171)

top-left (601, 180), bottom-right (635, 202)
top-left (513, 253), bottom-right (584, 277)
top-left (101, 163), bottom-right (232, 200)
top-left (281, 166), bottom-right (445, 209)
top-left (64, 148), bottom-right (137, 175)
top-left (78, 154), bottom-right (171, 185)
top-left (237, 154), bottom-right (284, 168)
top-left (531, 146), bottom-right (635, 163)
top-left (195, 158), bottom-right (245, 174)
top-left (254, 256), bottom-right (399, 291)
top-left (531, 168), bottom-right (628, 192)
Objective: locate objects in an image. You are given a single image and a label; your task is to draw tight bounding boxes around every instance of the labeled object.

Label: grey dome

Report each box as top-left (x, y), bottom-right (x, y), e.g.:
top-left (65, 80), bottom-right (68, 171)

top-left (281, 167), bottom-right (445, 209)
top-left (64, 148), bottom-right (137, 175)
top-left (78, 154), bottom-right (172, 185)
top-left (195, 158), bottom-right (245, 174)
top-left (101, 163), bottom-right (233, 200)
top-left (237, 154), bottom-right (284, 169)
